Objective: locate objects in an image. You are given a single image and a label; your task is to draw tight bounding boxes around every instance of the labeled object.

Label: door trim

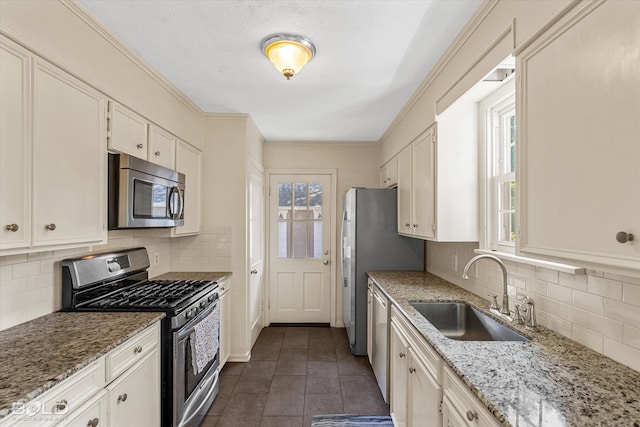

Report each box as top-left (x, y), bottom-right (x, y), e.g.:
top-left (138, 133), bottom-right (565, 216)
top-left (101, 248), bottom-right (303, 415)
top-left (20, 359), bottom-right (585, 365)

top-left (265, 168), bottom-right (338, 326)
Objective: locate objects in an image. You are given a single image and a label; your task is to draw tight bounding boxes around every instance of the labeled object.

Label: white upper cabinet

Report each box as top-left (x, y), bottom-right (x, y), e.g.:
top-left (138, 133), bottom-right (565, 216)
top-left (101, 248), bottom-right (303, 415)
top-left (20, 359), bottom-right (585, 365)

top-left (148, 124), bottom-right (176, 169)
top-left (380, 157), bottom-right (398, 188)
top-left (32, 59), bottom-right (107, 248)
top-left (108, 101), bottom-right (148, 160)
top-left (0, 36), bottom-right (31, 251)
top-left (517, 1), bottom-right (640, 271)
top-left (1, 36), bottom-right (107, 255)
top-left (172, 140), bottom-right (201, 236)
top-left (398, 124), bottom-right (436, 240)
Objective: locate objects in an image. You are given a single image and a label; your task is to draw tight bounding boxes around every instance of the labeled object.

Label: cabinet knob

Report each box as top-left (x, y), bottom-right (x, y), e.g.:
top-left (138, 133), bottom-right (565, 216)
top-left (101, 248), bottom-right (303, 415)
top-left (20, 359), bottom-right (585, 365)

top-left (4, 224), bottom-right (19, 232)
top-left (87, 418), bottom-right (99, 427)
top-left (221, 287), bottom-right (225, 291)
top-left (615, 231), bottom-right (634, 244)
top-left (117, 393), bottom-right (128, 403)
top-left (250, 269), bottom-right (258, 274)
top-left (412, 224), bottom-right (418, 228)
top-left (399, 352), bottom-right (405, 358)
top-left (137, 143), bottom-right (144, 149)
top-left (45, 223), bottom-right (56, 231)
top-left (55, 399), bottom-right (68, 412)
top-left (405, 223), bottom-right (410, 228)
top-left (133, 345), bottom-right (143, 354)
top-left (466, 410), bottom-right (478, 421)
top-left (154, 151), bottom-right (161, 157)
top-left (408, 367), bottom-right (416, 373)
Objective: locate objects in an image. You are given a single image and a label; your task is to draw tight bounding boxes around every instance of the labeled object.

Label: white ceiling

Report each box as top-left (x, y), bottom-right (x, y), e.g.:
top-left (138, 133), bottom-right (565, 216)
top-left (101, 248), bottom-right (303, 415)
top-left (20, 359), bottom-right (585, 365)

top-left (78, 0), bottom-right (483, 142)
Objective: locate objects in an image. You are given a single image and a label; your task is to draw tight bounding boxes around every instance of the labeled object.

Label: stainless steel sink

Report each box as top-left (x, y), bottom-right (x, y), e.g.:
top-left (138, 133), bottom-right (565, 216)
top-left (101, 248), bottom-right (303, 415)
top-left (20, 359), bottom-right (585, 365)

top-left (409, 301), bottom-right (528, 342)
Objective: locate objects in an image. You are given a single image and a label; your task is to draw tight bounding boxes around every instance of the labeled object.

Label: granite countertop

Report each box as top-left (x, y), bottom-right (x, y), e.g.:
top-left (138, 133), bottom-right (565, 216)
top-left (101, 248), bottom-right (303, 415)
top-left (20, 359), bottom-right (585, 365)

top-left (0, 311), bottom-right (164, 417)
top-left (367, 271), bottom-right (640, 427)
top-left (153, 271), bottom-right (232, 282)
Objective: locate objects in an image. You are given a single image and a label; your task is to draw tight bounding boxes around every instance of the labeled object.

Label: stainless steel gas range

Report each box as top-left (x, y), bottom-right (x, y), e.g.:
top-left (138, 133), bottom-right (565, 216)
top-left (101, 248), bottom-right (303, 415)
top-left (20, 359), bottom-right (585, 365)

top-left (61, 247), bottom-right (219, 427)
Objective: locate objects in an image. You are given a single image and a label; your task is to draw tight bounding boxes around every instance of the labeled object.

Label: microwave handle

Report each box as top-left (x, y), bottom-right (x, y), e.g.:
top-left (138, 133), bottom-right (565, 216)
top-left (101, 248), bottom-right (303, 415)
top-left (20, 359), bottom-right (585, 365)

top-left (168, 186), bottom-right (184, 220)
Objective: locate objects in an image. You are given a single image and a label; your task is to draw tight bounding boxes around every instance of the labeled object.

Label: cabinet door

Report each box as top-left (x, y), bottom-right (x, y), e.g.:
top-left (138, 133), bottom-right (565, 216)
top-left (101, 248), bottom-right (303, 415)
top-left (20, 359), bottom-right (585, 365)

top-left (411, 127), bottom-right (436, 240)
top-left (108, 101), bottom-right (147, 159)
top-left (148, 124), bottom-right (175, 169)
top-left (397, 146), bottom-right (412, 235)
top-left (386, 158), bottom-right (398, 188)
top-left (367, 283), bottom-right (373, 365)
top-left (442, 395), bottom-right (468, 427)
top-left (0, 37), bottom-right (31, 250)
top-left (518, 1), bottom-right (640, 270)
top-left (408, 346), bottom-right (442, 427)
top-left (219, 281), bottom-right (231, 368)
top-left (31, 60), bottom-right (106, 247)
top-left (107, 349), bottom-right (160, 427)
top-left (372, 287), bottom-right (388, 401)
top-left (389, 320), bottom-right (409, 427)
top-left (57, 390), bottom-right (107, 427)
top-left (173, 140), bottom-right (201, 236)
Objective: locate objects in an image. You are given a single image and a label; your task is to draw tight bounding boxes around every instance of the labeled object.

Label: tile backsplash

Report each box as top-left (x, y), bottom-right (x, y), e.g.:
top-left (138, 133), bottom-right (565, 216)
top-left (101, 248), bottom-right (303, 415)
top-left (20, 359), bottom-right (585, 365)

top-left (427, 241), bottom-right (640, 372)
top-left (0, 226), bottom-right (232, 331)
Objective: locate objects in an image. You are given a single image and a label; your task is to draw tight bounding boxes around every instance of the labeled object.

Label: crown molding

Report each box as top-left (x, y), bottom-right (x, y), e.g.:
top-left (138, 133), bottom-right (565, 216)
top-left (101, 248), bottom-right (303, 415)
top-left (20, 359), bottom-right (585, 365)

top-left (62, 0), bottom-right (204, 118)
top-left (202, 112), bottom-right (250, 120)
top-left (265, 140), bottom-right (378, 147)
top-left (379, 0), bottom-right (499, 143)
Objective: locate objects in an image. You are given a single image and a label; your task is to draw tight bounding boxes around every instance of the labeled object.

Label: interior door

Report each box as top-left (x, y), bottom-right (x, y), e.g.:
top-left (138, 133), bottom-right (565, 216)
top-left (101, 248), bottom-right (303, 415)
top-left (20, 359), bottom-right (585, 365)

top-left (249, 162), bottom-right (264, 347)
top-left (269, 174), bottom-right (332, 323)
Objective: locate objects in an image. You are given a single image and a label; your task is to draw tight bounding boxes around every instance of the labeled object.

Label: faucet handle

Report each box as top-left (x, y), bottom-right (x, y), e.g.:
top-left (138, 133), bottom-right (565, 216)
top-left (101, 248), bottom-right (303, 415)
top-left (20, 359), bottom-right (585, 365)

top-left (513, 304), bottom-right (526, 325)
top-left (488, 294), bottom-right (500, 310)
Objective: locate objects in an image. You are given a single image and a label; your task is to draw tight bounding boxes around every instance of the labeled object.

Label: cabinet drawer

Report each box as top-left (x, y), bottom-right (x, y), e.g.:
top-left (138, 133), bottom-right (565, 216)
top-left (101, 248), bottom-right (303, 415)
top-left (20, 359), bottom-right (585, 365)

top-left (105, 323), bottom-right (159, 382)
top-left (443, 365), bottom-right (500, 427)
top-left (391, 305), bottom-right (441, 382)
top-left (56, 390), bottom-right (106, 427)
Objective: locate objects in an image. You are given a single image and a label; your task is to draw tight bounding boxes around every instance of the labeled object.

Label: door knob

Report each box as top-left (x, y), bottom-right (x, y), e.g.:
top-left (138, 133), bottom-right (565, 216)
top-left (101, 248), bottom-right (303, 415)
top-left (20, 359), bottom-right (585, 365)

top-left (322, 259), bottom-right (330, 265)
top-left (250, 269), bottom-right (258, 275)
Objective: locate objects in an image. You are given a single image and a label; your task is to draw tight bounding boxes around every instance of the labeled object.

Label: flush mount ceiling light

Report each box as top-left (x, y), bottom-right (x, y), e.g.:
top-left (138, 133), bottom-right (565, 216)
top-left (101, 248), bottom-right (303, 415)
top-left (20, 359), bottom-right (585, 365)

top-left (261, 33), bottom-right (316, 80)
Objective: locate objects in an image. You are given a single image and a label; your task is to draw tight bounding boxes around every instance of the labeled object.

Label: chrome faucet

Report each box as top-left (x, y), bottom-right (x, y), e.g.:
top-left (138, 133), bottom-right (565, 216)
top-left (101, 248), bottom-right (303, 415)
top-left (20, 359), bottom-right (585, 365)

top-left (462, 254), bottom-right (511, 316)
top-left (519, 296), bottom-right (537, 328)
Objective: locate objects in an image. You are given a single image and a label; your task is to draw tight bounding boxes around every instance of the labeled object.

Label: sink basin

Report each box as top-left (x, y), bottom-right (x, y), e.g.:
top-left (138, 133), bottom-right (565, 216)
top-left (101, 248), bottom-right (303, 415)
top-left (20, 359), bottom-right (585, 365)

top-left (409, 301), bottom-right (528, 342)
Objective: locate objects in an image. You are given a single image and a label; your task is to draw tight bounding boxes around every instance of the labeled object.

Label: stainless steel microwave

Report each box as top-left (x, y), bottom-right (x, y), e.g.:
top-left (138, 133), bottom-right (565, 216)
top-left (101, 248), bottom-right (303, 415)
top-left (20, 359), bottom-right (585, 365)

top-left (108, 153), bottom-right (185, 229)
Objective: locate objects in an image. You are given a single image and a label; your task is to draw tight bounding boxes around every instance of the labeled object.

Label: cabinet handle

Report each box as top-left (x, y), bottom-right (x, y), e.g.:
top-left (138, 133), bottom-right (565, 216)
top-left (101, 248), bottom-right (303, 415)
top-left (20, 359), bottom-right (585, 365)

top-left (154, 151), bottom-right (161, 157)
top-left (408, 367), bottom-right (416, 373)
top-left (55, 399), bottom-right (67, 412)
top-left (117, 393), bottom-right (128, 403)
top-left (45, 223), bottom-right (56, 231)
top-left (399, 352), bottom-right (405, 358)
top-left (137, 143), bottom-right (144, 149)
top-left (133, 345), bottom-right (143, 354)
top-left (87, 418), bottom-right (99, 427)
top-left (466, 410), bottom-right (478, 421)
top-left (616, 231), bottom-right (634, 244)
top-left (4, 224), bottom-right (19, 232)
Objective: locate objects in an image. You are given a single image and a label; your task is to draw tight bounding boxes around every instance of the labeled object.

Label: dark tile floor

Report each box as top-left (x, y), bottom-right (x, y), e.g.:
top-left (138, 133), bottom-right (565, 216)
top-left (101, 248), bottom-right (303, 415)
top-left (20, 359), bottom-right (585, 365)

top-left (201, 327), bottom-right (389, 427)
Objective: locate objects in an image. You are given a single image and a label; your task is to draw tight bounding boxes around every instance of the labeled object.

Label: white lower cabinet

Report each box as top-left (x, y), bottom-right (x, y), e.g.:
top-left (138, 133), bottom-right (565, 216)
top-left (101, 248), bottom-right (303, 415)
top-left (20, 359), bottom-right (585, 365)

top-left (367, 281), bottom-right (389, 402)
top-left (219, 278), bottom-right (231, 368)
top-left (0, 322), bottom-right (160, 427)
top-left (106, 349), bottom-right (160, 427)
top-left (389, 307), bottom-right (441, 427)
top-left (442, 365), bottom-right (500, 427)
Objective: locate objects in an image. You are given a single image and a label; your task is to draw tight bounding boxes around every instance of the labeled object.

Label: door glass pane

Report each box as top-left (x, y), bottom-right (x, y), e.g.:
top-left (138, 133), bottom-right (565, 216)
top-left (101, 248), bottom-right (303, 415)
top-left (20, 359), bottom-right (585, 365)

top-left (294, 183), bottom-right (307, 207)
top-left (310, 222), bottom-right (323, 258)
top-left (278, 222), bottom-right (291, 258)
top-left (279, 183), bottom-right (292, 207)
top-left (309, 183), bottom-right (322, 206)
top-left (292, 221), bottom-right (308, 258)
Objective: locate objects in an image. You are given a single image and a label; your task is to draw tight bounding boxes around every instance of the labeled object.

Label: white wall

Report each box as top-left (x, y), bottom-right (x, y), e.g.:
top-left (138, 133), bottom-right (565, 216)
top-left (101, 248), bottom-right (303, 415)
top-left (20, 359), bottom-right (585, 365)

top-left (264, 141), bottom-right (380, 325)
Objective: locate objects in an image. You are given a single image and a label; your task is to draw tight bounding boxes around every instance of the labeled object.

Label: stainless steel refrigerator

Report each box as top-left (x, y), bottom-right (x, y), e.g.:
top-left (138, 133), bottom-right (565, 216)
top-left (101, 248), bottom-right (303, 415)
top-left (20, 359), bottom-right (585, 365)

top-left (341, 187), bottom-right (424, 355)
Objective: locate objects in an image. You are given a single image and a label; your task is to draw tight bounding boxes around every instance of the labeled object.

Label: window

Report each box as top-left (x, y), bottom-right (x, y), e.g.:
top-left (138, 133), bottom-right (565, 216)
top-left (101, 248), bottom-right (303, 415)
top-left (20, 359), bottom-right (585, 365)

top-left (277, 182), bottom-right (323, 258)
top-left (479, 78), bottom-right (516, 253)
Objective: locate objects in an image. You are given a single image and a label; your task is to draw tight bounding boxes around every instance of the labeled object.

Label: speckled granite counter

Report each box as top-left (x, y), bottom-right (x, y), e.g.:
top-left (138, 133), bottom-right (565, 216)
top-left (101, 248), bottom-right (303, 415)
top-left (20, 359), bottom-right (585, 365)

top-left (0, 311), bottom-right (164, 417)
top-left (367, 271), bottom-right (640, 427)
top-left (153, 271), bottom-right (232, 282)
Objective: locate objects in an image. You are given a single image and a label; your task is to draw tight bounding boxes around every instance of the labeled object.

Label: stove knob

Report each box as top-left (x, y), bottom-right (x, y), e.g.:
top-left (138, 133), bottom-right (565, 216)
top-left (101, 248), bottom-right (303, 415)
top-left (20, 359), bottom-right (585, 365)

top-left (208, 294), bottom-right (217, 303)
top-left (185, 309), bottom-right (193, 319)
top-left (200, 301), bottom-right (207, 309)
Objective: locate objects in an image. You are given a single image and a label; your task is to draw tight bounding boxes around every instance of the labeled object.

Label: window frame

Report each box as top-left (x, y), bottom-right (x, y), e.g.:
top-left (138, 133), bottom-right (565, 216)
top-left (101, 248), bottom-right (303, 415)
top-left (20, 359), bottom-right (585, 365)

top-left (478, 76), bottom-right (516, 253)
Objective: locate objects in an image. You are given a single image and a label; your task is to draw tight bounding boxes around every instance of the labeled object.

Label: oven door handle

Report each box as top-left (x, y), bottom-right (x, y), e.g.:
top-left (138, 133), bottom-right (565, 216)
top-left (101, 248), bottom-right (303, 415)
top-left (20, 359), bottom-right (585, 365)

top-left (176, 300), bottom-right (219, 342)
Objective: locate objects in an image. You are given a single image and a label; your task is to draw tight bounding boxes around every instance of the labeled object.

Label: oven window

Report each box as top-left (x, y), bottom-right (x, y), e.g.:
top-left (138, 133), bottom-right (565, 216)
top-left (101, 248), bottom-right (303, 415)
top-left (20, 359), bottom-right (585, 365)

top-left (133, 179), bottom-right (169, 219)
top-left (184, 336), bottom-right (217, 401)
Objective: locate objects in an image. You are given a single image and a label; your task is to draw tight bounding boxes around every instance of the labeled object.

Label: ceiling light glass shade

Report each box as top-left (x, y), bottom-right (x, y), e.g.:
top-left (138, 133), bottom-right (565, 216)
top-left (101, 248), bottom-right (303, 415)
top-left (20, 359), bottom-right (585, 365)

top-left (261, 34), bottom-right (316, 80)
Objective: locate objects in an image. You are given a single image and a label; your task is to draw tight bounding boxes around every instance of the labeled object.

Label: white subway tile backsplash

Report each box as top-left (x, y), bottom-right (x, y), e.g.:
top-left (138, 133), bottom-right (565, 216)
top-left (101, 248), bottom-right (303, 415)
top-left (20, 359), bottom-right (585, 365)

top-left (0, 278), bottom-right (28, 297)
top-left (586, 312), bottom-right (623, 342)
top-left (587, 276), bottom-right (623, 300)
top-left (546, 283), bottom-right (572, 303)
top-left (557, 302), bottom-right (588, 328)
top-left (571, 325), bottom-right (603, 353)
top-left (604, 299), bottom-right (640, 329)
top-left (543, 313), bottom-right (572, 338)
top-left (572, 290), bottom-right (604, 315)
top-left (623, 283), bottom-right (640, 307)
top-left (535, 267), bottom-right (559, 284)
top-left (0, 265), bottom-right (11, 282)
top-left (0, 254), bottom-right (27, 266)
top-left (623, 325), bottom-right (640, 350)
top-left (604, 272), bottom-right (640, 286)
top-left (559, 272), bottom-right (587, 291)
top-left (526, 278), bottom-right (547, 295)
top-left (604, 337), bottom-right (640, 372)
top-left (12, 261), bottom-right (41, 279)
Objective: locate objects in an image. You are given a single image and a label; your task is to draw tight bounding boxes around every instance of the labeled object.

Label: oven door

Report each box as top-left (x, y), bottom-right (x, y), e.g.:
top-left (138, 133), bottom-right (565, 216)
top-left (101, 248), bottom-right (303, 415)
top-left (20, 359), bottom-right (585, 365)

top-left (173, 301), bottom-right (220, 427)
